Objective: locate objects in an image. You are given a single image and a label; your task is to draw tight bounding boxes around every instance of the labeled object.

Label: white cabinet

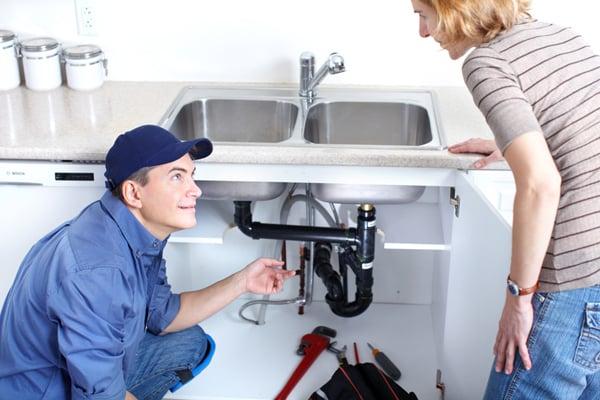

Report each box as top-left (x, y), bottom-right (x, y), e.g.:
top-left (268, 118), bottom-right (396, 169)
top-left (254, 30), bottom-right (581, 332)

top-left (0, 187), bottom-right (104, 308)
top-left (0, 161), bottom-right (515, 400)
top-left (469, 170), bottom-right (516, 225)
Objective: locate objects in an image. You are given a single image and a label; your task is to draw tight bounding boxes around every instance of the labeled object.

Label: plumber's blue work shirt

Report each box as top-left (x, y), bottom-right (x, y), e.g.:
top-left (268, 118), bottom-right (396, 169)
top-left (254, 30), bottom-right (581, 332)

top-left (0, 191), bottom-right (180, 399)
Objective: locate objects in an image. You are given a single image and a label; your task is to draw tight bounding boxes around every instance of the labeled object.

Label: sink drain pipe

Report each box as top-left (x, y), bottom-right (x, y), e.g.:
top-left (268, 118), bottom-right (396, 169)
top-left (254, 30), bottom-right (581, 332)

top-left (234, 201), bottom-right (359, 244)
top-left (234, 201), bottom-right (376, 317)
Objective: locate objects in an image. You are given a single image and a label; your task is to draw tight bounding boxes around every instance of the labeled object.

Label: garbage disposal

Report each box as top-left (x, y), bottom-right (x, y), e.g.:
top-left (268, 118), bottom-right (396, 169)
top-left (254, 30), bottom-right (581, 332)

top-left (63, 44), bottom-right (107, 91)
top-left (20, 37), bottom-right (62, 91)
top-left (0, 30), bottom-right (20, 90)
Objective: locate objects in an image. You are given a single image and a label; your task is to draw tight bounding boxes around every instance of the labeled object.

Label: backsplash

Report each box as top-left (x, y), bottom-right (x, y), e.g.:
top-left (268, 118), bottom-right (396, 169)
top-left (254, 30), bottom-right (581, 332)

top-left (0, 0), bottom-right (596, 85)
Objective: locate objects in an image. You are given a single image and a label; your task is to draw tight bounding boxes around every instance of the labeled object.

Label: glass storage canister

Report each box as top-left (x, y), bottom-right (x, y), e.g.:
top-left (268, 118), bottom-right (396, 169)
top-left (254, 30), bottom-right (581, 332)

top-left (20, 37), bottom-right (62, 91)
top-left (0, 30), bottom-right (20, 90)
top-left (63, 45), bottom-right (107, 91)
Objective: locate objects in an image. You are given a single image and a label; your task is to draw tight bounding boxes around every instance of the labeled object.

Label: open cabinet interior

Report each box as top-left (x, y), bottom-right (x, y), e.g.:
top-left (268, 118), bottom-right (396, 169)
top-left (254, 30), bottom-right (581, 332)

top-left (163, 175), bottom-right (512, 400)
top-left (0, 170), bottom-right (513, 400)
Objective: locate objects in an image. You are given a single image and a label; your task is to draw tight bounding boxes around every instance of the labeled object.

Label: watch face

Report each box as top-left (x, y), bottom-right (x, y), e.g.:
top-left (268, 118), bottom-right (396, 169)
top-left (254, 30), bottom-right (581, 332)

top-left (507, 281), bottom-right (520, 296)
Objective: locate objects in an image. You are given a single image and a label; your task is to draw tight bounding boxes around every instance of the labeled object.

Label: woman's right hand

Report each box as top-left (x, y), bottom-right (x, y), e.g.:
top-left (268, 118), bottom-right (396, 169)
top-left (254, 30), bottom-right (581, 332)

top-left (493, 294), bottom-right (534, 374)
top-left (448, 138), bottom-right (504, 168)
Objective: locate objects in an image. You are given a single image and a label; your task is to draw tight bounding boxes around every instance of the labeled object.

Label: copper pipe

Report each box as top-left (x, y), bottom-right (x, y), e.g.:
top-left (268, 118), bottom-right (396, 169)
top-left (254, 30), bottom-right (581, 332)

top-left (281, 239), bottom-right (287, 270)
top-left (298, 245), bottom-right (306, 315)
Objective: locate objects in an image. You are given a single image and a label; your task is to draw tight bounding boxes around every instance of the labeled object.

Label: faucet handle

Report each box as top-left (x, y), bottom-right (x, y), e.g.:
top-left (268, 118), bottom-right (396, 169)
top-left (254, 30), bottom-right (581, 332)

top-left (300, 51), bottom-right (315, 65)
top-left (299, 52), bottom-right (315, 97)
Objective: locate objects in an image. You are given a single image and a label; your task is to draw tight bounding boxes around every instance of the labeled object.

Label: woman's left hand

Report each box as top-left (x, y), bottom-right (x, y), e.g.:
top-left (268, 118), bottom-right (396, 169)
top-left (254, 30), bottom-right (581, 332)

top-left (448, 138), bottom-right (504, 168)
top-left (493, 294), bottom-right (534, 374)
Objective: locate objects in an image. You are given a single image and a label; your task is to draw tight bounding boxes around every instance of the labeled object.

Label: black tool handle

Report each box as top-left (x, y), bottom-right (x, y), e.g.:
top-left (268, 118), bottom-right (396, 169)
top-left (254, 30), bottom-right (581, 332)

top-left (375, 352), bottom-right (401, 381)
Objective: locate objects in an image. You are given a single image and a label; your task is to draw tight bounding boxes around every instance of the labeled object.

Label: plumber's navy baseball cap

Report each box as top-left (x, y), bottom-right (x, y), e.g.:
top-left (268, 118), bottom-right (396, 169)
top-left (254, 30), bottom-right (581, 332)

top-left (104, 124), bottom-right (212, 190)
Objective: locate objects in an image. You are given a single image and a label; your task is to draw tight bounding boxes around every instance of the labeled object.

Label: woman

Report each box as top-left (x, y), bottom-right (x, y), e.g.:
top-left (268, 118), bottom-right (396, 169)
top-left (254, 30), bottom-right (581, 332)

top-left (411, 0), bottom-right (600, 398)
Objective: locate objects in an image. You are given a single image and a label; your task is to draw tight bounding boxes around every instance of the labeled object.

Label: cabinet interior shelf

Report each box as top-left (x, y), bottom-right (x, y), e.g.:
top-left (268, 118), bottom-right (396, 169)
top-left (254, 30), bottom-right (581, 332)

top-left (371, 202), bottom-right (448, 251)
top-left (169, 200), bottom-right (448, 252)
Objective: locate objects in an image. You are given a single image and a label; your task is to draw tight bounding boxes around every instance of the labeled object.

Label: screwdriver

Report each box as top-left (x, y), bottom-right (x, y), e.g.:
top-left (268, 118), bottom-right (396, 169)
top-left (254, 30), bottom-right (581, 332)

top-left (368, 342), bottom-right (401, 381)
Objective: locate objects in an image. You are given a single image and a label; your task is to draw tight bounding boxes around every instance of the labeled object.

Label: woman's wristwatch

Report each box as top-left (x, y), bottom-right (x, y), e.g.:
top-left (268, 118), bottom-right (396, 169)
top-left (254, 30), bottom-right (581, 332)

top-left (506, 275), bottom-right (539, 296)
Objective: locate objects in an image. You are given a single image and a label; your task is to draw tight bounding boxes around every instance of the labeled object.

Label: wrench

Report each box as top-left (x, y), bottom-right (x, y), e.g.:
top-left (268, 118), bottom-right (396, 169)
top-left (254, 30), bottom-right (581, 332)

top-left (327, 343), bottom-right (349, 366)
top-left (275, 326), bottom-right (336, 400)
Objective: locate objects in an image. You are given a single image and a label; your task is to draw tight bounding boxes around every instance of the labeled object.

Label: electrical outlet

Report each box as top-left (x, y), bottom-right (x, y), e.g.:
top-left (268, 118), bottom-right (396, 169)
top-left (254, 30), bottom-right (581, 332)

top-left (75, 0), bottom-right (97, 36)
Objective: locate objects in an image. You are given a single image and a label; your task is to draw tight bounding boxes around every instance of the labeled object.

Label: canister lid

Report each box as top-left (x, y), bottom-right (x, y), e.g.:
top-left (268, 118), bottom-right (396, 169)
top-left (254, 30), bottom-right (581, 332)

top-left (63, 44), bottom-right (103, 60)
top-left (0, 30), bottom-right (16, 43)
top-left (21, 37), bottom-right (59, 52)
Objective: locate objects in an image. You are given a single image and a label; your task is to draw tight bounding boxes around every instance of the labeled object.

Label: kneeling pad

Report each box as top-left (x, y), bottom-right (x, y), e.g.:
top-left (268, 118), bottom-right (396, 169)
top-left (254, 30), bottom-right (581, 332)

top-left (169, 334), bottom-right (216, 392)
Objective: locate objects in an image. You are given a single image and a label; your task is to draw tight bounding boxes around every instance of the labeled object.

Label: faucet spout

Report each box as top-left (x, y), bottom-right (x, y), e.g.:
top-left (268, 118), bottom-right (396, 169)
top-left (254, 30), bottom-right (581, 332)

top-left (299, 52), bottom-right (345, 100)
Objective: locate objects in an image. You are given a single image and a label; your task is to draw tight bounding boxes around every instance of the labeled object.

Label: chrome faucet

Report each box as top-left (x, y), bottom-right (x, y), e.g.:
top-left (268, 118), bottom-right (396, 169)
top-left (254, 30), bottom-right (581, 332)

top-left (299, 52), bottom-right (345, 100)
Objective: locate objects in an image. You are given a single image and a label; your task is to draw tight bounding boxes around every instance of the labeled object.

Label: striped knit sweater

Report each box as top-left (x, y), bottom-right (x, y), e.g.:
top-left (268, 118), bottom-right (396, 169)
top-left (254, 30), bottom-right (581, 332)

top-left (462, 18), bottom-right (600, 292)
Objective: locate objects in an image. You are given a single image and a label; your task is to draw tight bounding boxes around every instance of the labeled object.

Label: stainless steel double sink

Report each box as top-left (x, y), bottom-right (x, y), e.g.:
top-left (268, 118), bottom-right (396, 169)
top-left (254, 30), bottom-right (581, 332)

top-left (159, 86), bottom-right (445, 204)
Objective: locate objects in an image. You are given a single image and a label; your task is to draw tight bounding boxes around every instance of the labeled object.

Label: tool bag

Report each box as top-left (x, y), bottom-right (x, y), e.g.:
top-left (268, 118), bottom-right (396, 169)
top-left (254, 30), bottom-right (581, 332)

top-left (309, 362), bottom-right (419, 400)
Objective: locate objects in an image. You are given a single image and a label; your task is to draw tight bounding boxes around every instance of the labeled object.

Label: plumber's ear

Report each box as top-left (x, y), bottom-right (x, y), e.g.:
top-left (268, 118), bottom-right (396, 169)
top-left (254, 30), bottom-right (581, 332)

top-left (121, 180), bottom-right (143, 209)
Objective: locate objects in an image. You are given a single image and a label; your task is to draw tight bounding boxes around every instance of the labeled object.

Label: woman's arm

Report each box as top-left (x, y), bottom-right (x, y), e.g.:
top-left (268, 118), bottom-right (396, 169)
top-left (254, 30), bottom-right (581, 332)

top-left (494, 131), bottom-right (561, 374)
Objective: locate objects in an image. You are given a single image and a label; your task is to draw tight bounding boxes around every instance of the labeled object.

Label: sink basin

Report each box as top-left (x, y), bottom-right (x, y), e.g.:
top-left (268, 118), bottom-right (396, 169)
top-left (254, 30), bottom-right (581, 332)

top-left (304, 101), bottom-right (432, 146)
top-left (163, 93), bottom-right (299, 200)
top-left (311, 184), bottom-right (425, 205)
top-left (160, 87), bottom-right (443, 203)
top-left (304, 100), bottom-right (433, 204)
top-left (169, 98), bottom-right (298, 143)
top-left (196, 181), bottom-right (288, 201)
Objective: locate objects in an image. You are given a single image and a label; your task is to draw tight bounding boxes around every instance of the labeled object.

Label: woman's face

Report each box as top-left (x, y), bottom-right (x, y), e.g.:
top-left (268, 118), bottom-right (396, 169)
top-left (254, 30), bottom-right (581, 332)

top-left (411, 0), bottom-right (474, 60)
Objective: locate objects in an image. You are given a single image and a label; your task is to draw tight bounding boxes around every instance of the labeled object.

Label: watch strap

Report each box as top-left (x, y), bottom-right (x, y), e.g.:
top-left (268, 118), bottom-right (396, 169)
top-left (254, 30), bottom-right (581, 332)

top-left (507, 275), bottom-right (539, 296)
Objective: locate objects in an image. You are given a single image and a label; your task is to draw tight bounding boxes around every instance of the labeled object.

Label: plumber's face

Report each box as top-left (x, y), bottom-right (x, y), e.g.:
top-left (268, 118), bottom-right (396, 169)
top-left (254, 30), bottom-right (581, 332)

top-left (133, 154), bottom-right (202, 239)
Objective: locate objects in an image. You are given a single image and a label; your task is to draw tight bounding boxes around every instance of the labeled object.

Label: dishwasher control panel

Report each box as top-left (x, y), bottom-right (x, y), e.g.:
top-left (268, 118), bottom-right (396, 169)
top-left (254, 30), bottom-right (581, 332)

top-left (0, 161), bottom-right (105, 187)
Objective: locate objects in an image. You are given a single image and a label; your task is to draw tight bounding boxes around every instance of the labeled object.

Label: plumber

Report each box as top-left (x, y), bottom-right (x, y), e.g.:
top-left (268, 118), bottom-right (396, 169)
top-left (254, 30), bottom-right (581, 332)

top-left (0, 124), bottom-right (296, 400)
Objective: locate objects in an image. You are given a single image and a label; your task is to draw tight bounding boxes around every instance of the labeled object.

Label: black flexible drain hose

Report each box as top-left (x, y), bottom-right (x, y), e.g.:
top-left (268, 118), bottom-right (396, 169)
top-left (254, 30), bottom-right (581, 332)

top-left (313, 242), bottom-right (344, 302)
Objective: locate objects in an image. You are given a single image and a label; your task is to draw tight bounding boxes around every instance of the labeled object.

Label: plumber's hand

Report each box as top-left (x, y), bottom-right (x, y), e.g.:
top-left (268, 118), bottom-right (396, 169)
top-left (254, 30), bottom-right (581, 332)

top-left (125, 391), bottom-right (138, 400)
top-left (240, 258), bottom-right (296, 295)
top-left (448, 138), bottom-right (504, 168)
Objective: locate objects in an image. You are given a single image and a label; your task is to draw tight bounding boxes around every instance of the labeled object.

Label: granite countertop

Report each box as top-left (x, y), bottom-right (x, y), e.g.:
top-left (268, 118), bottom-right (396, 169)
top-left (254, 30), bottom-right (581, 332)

top-left (0, 81), bottom-right (508, 170)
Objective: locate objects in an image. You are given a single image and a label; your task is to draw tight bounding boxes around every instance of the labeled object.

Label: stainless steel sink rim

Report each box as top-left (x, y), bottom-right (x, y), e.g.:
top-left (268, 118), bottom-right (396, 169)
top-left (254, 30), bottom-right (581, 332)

top-left (159, 85), bottom-right (446, 202)
top-left (159, 85), bottom-right (446, 150)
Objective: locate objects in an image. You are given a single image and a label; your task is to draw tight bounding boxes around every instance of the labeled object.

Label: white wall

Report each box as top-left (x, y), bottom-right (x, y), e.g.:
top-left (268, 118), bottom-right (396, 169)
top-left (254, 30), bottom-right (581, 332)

top-left (0, 0), bottom-right (599, 86)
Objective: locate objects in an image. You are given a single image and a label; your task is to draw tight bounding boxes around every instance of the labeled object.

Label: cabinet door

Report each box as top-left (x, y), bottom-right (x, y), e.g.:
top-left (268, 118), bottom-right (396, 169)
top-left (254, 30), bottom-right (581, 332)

top-left (470, 170), bottom-right (516, 225)
top-left (442, 172), bottom-right (512, 400)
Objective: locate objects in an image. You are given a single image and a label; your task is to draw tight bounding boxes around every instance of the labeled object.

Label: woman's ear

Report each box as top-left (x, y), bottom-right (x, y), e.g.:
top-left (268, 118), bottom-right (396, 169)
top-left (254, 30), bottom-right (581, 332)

top-left (121, 180), bottom-right (143, 209)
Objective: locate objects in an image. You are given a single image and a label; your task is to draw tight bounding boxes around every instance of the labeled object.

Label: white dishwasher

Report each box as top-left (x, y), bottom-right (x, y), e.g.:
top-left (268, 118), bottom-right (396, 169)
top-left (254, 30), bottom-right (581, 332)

top-left (0, 160), bottom-right (106, 308)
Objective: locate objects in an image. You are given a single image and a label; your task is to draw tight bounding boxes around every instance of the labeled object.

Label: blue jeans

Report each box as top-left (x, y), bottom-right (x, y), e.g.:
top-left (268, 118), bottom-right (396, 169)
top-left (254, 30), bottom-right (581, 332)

top-left (125, 325), bottom-right (208, 400)
top-left (484, 285), bottom-right (600, 400)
